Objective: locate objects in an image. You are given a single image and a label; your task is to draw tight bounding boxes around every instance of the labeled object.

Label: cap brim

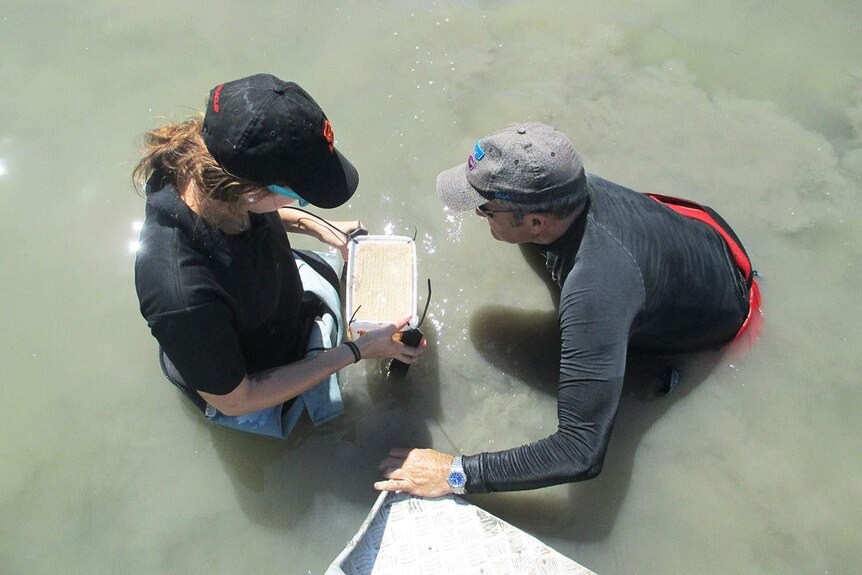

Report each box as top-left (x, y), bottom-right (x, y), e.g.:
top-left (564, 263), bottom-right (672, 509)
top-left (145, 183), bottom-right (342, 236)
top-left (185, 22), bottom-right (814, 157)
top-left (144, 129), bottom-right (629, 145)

top-left (436, 163), bottom-right (488, 211)
top-left (287, 146), bottom-right (358, 209)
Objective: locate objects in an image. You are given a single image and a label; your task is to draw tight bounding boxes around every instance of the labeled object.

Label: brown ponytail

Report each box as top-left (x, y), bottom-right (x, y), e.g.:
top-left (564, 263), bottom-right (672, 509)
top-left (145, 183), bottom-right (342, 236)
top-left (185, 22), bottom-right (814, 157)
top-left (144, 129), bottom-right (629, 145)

top-left (132, 114), bottom-right (258, 203)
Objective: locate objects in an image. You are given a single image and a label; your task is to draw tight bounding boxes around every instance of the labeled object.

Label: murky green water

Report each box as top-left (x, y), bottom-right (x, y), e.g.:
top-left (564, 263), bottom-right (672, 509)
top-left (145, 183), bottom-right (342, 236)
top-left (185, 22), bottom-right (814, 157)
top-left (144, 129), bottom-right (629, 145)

top-left (2, 1), bottom-right (860, 573)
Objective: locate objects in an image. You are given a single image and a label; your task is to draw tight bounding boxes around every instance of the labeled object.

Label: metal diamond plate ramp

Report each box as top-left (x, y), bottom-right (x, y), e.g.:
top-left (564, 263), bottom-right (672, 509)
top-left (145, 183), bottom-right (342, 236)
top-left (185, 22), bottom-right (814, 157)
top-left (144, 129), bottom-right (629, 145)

top-left (327, 492), bottom-right (595, 575)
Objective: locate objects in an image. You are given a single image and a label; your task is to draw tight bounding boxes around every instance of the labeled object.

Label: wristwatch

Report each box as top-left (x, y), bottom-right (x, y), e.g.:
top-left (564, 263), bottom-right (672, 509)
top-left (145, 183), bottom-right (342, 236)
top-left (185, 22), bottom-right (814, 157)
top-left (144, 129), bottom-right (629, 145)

top-left (447, 456), bottom-right (467, 495)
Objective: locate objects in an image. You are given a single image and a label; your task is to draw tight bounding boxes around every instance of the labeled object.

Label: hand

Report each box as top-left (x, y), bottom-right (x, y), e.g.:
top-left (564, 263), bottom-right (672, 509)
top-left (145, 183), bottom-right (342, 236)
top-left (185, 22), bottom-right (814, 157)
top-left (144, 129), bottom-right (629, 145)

top-left (355, 316), bottom-right (427, 363)
top-left (375, 448), bottom-right (454, 498)
top-left (280, 208), bottom-right (364, 259)
top-left (325, 220), bottom-right (364, 259)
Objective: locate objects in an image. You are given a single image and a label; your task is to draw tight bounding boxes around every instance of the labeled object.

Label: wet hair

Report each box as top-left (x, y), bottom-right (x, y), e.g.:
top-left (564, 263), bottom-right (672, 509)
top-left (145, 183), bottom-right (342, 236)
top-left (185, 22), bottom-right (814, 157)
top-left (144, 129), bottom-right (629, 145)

top-left (495, 192), bottom-right (586, 226)
top-left (132, 114), bottom-right (259, 203)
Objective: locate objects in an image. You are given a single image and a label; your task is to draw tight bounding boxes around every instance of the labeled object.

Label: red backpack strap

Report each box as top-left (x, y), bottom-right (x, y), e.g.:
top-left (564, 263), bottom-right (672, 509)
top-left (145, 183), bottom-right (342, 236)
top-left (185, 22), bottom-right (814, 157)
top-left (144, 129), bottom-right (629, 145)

top-left (646, 193), bottom-right (761, 341)
top-left (646, 193), bottom-right (752, 280)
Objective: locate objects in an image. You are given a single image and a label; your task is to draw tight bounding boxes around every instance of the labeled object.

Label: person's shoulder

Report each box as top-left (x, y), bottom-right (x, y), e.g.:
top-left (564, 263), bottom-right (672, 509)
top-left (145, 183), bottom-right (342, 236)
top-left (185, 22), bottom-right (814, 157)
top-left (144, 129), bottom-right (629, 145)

top-left (567, 214), bottom-right (645, 294)
top-left (561, 230), bottom-right (645, 317)
top-left (134, 220), bottom-right (218, 319)
top-left (586, 174), bottom-right (641, 195)
top-left (573, 222), bottom-right (641, 274)
top-left (586, 175), bottom-right (656, 217)
top-left (135, 216), bottom-right (194, 280)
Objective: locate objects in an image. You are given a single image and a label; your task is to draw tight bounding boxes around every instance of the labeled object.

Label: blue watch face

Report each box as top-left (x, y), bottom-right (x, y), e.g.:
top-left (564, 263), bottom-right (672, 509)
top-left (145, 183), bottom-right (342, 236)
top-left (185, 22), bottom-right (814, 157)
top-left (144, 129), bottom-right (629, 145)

top-left (448, 471), bottom-right (466, 487)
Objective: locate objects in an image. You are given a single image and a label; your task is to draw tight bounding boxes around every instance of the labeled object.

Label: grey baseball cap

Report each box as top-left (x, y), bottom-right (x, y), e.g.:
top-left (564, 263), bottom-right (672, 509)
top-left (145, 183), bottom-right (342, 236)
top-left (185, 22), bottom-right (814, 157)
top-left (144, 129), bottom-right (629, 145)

top-left (436, 122), bottom-right (586, 211)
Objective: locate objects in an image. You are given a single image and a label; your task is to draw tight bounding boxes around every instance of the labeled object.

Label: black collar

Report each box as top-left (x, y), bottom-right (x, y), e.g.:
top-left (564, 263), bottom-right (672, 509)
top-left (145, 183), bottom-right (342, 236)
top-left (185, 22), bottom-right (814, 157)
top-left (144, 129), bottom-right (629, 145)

top-left (145, 171), bottom-right (234, 267)
top-left (543, 196), bottom-right (590, 256)
top-left (537, 196), bottom-right (591, 287)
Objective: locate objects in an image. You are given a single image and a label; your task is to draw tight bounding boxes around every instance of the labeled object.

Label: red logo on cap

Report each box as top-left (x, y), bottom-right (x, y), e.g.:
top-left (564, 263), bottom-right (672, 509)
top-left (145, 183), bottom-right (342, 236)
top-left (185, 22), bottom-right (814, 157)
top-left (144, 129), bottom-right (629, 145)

top-left (212, 84), bottom-right (224, 113)
top-left (323, 120), bottom-right (334, 153)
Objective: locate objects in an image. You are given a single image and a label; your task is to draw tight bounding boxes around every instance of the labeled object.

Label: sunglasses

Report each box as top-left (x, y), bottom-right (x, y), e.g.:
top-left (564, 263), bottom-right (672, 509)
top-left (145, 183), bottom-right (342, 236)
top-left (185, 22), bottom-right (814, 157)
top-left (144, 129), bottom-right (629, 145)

top-left (476, 203), bottom-right (516, 219)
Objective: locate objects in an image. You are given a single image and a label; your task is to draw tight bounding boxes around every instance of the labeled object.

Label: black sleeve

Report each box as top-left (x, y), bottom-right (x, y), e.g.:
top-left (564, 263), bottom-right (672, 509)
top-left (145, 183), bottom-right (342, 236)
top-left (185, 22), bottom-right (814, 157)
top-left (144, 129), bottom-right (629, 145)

top-left (148, 301), bottom-right (247, 395)
top-left (463, 246), bottom-right (643, 492)
top-left (463, 375), bottom-right (625, 492)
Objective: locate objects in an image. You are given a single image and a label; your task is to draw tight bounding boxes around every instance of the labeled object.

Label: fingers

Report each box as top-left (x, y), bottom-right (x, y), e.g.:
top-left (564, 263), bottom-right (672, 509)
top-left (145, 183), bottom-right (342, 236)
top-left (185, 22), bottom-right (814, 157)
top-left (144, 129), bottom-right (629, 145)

top-left (377, 449), bottom-right (412, 471)
top-left (377, 447), bottom-right (416, 471)
top-left (389, 315), bottom-right (413, 333)
top-left (379, 465), bottom-right (399, 477)
top-left (375, 460), bottom-right (412, 493)
top-left (374, 457), bottom-right (419, 494)
top-left (357, 321), bottom-right (426, 361)
top-left (373, 448), bottom-right (452, 498)
top-left (395, 339), bottom-right (426, 364)
top-left (394, 352), bottom-right (420, 365)
top-left (392, 330), bottom-right (426, 364)
top-left (388, 347), bottom-right (419, 365)
top-left (403, 339), bottom-right (426, 356)
top-left (374, 479), bottom-right (407, 492)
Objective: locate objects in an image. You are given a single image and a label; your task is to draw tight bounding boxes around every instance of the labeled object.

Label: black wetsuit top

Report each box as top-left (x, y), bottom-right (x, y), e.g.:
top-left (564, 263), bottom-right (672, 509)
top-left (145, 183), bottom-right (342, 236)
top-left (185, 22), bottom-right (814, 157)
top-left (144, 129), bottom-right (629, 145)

top-left (134, 171), bottom-right (312, 396)
top-left (462, 175), bottom-right (749, 492)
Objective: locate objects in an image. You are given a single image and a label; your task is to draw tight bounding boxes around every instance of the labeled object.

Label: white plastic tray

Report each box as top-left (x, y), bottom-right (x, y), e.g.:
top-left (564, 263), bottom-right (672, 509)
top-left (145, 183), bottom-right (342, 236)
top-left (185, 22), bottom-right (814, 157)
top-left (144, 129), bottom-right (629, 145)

top-left (345, 235), bottom-right (417, 337)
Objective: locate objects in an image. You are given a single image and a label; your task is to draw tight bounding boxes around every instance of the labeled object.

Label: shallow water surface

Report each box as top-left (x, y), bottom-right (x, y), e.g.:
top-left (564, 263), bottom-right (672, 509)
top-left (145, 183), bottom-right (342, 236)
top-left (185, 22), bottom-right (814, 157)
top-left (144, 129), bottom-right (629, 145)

top-left (1, 1), bottom-right (860, 574)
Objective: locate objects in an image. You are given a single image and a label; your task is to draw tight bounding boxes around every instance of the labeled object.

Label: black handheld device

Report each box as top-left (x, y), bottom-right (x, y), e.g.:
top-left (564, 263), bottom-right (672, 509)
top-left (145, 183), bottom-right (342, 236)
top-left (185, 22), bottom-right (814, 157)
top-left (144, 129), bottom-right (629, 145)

top-left (387, 328), bottom-right (424, 375)
top-left (386, 279), bottom-right (431, 378)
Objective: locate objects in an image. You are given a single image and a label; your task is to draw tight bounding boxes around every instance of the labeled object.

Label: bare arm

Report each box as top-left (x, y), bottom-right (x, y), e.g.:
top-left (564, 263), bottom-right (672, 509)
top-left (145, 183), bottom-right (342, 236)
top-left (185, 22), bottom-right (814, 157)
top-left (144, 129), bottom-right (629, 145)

top-left (279, 207), bottom-right (363, 259)
top-left (200, 316), bottom-right (424, 416)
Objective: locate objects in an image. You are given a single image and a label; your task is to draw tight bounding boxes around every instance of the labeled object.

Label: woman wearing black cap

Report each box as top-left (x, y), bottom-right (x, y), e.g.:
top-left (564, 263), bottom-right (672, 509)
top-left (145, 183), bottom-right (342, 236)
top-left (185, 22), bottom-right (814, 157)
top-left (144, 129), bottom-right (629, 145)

top-left (133, 74), bottom-right (424, 435)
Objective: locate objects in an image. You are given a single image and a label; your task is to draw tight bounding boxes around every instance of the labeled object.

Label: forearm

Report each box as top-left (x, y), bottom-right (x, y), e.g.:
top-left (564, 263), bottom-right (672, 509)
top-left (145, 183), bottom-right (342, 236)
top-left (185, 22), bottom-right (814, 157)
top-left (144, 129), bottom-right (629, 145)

top-left (464, 430), bottom-right (604, 493)
top-left (280, 207), bottom-right (321, 235)
top-left (463, 376), bottom-right (624, 493)
top-left (200, 317), bottom-right (423, 416)
top-left (243, 345), bottom-right (358, 413)
top-left (201, 343), bottom-right (357, 416)
top-left (279, 207), bottom-right (340, 243)
top-left (279, 207), bottom-right (361, 258)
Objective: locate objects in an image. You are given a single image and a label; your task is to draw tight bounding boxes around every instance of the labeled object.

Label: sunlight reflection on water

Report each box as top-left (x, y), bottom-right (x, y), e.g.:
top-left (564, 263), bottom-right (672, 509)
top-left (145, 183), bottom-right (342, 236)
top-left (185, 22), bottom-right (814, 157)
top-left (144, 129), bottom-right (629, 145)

top-left (1, 1), bottom-right (860, 574)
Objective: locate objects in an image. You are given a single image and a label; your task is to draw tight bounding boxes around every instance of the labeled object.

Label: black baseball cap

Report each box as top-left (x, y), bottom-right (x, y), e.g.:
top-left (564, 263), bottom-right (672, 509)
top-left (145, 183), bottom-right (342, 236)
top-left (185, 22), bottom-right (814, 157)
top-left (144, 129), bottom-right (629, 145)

top-left (202, 73), bottom-right (359, 208)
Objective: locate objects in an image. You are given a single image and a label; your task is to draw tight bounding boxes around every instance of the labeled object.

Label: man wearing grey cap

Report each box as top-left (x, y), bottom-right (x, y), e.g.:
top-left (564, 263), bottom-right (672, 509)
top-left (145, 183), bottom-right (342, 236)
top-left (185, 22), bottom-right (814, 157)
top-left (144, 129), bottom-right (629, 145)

top-left (375, 122), bottom-right (761, 495)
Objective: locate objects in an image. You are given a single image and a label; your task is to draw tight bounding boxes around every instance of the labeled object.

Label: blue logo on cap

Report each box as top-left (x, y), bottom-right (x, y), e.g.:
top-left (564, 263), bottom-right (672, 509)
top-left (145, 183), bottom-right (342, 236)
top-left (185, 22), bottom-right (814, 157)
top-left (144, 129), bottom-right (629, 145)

top-left (468, 140), bottom-right (485, 171)
top-left (473, 141), bottom-right (485, 160)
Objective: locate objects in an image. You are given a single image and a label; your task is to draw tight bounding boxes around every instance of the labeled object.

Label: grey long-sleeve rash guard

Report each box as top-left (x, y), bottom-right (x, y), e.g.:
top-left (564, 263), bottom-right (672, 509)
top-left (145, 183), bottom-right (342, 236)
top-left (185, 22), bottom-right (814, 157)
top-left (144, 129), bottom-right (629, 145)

top-left (462, 176), bottom-right (749, 493)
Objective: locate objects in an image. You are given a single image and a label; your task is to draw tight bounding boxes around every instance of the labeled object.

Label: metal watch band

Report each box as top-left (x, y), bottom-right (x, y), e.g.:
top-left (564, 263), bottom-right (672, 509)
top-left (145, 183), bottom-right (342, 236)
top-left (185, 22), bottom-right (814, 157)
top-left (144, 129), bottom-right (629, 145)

top-left (447, 455), bottom-right (467, 495)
